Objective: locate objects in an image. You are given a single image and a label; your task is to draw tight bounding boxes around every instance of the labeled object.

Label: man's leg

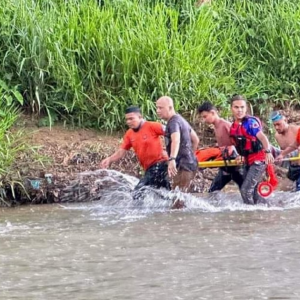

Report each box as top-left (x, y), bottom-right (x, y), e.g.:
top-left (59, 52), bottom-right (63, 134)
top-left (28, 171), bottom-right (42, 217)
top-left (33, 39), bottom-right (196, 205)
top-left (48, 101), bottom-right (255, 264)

top-left (171, 169), bottom-right (196, 209)
top-left (240, 163), bottom-right (266, 205)
top-left (153, 161), bottom-right (171, 190)
top-left (172, 169), bottom-right (196, 192)
top-left (231, 167), bottom-right (244, 189)
top-left (208, 168), bottom-right (232, 192)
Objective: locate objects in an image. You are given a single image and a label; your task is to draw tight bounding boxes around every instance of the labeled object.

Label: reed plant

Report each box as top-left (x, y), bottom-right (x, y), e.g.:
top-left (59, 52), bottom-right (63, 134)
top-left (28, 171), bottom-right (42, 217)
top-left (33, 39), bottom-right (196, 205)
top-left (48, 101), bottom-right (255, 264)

top-left (0, 0), bottom-right (299, 130)
top-left (0, 80), bottom-right (43, 206)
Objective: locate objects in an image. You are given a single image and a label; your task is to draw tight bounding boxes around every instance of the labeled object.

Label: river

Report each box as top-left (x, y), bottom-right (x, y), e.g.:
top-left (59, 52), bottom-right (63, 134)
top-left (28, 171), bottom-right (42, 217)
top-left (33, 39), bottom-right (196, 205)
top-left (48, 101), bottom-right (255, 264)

top-left (1, 170), bottom-right (300, 300)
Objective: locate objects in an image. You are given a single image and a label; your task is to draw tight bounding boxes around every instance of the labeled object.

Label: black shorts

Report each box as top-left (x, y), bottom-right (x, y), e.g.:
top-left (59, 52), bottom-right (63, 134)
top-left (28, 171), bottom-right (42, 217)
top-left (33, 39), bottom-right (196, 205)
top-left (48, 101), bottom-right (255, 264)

top-left (134, 161), bottom-right (171, 190)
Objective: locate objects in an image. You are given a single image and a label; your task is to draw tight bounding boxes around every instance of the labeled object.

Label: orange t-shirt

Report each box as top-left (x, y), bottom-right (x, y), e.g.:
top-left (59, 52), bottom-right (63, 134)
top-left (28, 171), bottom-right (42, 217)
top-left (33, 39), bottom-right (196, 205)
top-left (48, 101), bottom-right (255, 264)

top-left (121, 121), bottom-right (167, 170)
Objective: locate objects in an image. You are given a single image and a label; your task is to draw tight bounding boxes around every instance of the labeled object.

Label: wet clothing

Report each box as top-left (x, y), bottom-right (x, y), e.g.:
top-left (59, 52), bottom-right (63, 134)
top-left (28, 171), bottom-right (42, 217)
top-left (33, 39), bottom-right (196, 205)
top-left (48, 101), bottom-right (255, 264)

top-left (134, 161), bottom-right (170, 190)
top-left (241, 162), bottom-right (269, 205)
top-left (165, 114), bottom-right (198, 172)
top-left (121, 121), bottom-right (167, 171)
top-left (286, 164), bottom-right (300, 192)
top-left (208, 146), bottom-right (244, 192)
top-left (172, 169), bottom-right (196, 192)
top-left (230, 116), bottom-right (268, 205)
top-left (121, 121), bottom-right (169, 191)
top-left (165, 114), bottom-right (198, 191)
top-left (209, 166), bottom-right (244, 192)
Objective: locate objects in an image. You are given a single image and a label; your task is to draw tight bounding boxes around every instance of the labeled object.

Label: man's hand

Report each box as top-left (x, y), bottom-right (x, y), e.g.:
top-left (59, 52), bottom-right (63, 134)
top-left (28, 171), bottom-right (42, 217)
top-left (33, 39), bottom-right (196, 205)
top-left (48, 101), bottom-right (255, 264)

top-left (235, 155), bottom-right (244, 165)
top-left (168, 160), bottom-right (177, 177)
top-left (275, 153), bottom-right (284, 162)
top-left (100, 157), bottom-right (111, 169)
top-left (265, 152), bottom-right (274, 164)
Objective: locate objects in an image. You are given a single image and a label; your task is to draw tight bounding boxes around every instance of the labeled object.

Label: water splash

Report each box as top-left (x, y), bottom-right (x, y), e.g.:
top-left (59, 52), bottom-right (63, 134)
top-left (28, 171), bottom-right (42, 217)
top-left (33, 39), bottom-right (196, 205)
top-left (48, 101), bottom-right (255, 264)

top-left (63, 169), bottom-right (300, 225)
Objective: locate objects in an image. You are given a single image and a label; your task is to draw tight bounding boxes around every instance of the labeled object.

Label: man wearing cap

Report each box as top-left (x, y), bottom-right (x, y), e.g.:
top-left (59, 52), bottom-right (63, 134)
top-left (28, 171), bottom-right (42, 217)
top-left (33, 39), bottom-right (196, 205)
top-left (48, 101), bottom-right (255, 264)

top-left (156, 96), bottom-right (199, 193)
top-left (273, 111), bottom-right (300, 191)
top-left (100, 106), bottom-right (170, 191)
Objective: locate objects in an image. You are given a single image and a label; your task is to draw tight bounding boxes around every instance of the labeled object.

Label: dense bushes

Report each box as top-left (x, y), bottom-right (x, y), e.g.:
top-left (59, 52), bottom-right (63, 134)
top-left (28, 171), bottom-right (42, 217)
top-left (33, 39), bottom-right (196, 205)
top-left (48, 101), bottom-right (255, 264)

top-left (0, 0), bottom-right (299, 129)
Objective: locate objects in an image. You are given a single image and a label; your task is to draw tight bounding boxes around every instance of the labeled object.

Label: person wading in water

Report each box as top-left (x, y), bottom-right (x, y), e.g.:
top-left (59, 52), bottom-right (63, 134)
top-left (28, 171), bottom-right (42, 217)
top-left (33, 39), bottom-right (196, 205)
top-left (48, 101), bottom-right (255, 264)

top-left (100, 106), bottom-right (171, 192)
top-left (156, 96), bottom-right (199, 208)
top-left (198, 101), bottom-right (244, 192)
top-left (229, 95), bottom-right (274, 205)
top-left (274, 112), bottom-right (300, 191)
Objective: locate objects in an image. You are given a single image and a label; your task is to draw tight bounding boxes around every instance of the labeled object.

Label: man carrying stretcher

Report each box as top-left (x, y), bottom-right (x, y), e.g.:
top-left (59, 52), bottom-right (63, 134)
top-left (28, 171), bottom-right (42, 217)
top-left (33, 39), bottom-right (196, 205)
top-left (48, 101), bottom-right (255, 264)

top-left (198, 101), bottom-right (244, 192)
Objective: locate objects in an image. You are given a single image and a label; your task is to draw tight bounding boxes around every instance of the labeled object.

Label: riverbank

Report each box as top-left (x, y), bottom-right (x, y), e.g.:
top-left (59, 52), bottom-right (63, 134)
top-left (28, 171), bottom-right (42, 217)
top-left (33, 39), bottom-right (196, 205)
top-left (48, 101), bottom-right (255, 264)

top-left (3, 112), bottom-right (295, 207)
top-left (3, 115), bottom-right (219, 206)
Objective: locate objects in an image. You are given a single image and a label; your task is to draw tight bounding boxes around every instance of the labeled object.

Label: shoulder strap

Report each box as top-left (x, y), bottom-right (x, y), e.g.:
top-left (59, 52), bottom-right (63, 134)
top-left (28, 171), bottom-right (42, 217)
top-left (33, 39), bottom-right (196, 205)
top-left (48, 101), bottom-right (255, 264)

top-left (243, 115), bottom-right (262, 128)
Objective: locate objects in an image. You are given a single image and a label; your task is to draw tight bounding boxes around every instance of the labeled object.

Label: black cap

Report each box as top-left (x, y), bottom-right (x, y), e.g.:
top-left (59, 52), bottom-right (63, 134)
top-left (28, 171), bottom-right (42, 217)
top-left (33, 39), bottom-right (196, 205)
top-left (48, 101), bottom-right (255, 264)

top-left (125, 106), bottom-right (141, 114)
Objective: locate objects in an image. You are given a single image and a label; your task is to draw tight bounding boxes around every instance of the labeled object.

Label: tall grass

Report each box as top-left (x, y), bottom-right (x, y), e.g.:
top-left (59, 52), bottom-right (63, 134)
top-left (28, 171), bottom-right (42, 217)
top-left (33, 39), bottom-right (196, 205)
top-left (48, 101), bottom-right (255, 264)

top-left (0, 0), bottom-right (300, 129)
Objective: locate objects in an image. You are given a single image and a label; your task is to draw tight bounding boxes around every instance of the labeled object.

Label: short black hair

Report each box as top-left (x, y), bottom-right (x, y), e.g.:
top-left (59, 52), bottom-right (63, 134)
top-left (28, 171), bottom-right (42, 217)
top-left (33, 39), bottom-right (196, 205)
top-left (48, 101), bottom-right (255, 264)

top-left (198, 101), bottom-right (217, 114)
top-left (125, 106), bottom-right (141, 114)
top-left (230, 94), bottom-right (247, 106)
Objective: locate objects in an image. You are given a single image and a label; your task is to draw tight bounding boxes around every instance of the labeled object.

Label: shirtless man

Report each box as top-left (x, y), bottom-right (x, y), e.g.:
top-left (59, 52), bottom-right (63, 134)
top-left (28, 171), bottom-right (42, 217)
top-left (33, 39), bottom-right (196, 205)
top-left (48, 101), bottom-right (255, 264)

top-left (198, 101), bottom-right (244, 192)
top-left (272, 111), bottom-right (300, 191)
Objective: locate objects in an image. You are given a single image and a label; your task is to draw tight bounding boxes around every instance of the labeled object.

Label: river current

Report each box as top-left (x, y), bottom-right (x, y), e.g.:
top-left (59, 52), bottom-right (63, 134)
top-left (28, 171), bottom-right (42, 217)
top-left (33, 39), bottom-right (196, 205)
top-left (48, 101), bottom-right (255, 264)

top-left (1, 170), bottom-right (300, 300)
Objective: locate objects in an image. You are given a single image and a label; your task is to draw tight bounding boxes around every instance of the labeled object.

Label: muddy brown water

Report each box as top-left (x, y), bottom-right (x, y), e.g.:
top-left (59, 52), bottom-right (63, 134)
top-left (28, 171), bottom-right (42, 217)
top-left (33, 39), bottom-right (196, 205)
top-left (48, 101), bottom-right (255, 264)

top-left (1, 170), bottom-right (300, 300)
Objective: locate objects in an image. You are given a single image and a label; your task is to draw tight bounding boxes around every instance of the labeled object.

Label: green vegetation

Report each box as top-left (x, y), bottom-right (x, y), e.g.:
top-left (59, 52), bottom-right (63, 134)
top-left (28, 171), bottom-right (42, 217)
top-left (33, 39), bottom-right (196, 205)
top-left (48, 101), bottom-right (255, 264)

top-left (0, 82), bottom-right (40, 206)
top-left (0, 0), bottom-right (300, 130)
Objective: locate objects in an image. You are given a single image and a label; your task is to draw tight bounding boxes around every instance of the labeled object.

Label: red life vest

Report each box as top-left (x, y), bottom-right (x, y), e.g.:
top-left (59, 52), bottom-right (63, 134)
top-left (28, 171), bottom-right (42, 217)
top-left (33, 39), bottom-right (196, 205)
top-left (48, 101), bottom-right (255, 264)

top-left (229, 116), bottom-right (263, 156)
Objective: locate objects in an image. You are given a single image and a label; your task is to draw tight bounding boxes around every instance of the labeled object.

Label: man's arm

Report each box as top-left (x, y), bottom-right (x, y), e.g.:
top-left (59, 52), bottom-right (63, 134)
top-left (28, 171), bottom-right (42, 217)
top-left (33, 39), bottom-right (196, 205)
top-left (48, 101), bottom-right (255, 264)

top-left (280, 140), bottom-right (298, 157)
top-left (256, 131), bottom-right (274, 164)
top-left (190, 128), bottom-right (199, 152)
top-left (169, 132), bottom-right (180, 158)
top-left (168, 132), bottom-right (180, 177)
top-left (100, 148), bottom-right (127, 168)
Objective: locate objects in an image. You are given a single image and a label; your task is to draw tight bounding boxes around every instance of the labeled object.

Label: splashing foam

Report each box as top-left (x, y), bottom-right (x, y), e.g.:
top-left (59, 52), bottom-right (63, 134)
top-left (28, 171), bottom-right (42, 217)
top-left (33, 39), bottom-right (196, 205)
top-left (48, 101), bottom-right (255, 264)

top-left (70, 169), bottom-right (300, 213)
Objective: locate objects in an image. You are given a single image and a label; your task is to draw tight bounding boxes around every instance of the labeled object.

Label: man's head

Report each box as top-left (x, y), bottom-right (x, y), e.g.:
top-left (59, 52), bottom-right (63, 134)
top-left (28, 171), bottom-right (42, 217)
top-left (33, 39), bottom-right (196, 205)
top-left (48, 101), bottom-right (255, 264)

top-left (125, 106), bottom-right (143, 129)
top-left (270, 111), bottom-right (288, 134)
top-left (156, 96), bottom-right (175, 121)
top-left (230, 94), bottom-right (247, 121)
top-left (198, 101), bottom-right (219, 125)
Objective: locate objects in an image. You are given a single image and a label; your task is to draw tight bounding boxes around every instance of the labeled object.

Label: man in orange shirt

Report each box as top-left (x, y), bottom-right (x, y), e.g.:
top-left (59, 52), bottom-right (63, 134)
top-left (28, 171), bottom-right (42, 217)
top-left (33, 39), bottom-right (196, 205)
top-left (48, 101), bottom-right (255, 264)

top-left (100, 106), bottom-right (170, 190)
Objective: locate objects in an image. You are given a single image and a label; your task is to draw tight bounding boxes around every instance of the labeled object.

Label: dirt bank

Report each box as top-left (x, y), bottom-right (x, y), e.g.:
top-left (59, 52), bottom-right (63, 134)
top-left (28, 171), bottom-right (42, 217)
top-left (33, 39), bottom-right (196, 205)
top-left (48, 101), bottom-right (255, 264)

top-left (5, 111), bottom-right (297, 206)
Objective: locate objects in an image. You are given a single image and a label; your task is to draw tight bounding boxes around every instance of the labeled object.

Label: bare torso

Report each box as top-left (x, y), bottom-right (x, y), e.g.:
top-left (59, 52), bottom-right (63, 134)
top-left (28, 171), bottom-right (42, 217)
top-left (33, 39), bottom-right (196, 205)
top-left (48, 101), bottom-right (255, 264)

top-left (275, 124), bottom-right (300, 150)
top-left (213, 118), bottom-right (232, 147)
